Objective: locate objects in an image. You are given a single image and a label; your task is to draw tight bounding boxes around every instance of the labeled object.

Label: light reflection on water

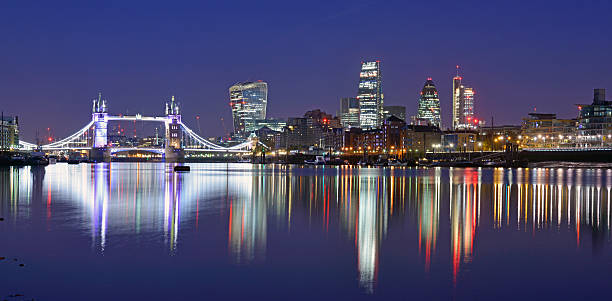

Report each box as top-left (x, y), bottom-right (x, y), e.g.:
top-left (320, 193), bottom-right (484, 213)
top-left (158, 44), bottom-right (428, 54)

top-left (0, 163), bottom-right (611, 299)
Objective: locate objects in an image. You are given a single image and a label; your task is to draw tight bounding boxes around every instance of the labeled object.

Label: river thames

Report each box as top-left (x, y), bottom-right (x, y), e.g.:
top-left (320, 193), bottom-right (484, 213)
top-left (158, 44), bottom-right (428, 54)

top-left (1, 163), bottom-right (611, 300)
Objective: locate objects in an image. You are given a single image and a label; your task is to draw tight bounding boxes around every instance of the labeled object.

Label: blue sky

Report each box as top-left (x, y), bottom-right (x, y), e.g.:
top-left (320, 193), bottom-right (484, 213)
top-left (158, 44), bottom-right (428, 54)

top-left (1, 0), bottom-right (611, 140)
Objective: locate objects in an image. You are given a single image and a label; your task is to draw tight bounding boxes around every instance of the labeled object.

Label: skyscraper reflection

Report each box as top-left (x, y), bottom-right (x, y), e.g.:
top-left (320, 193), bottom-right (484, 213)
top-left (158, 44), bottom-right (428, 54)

top-left (228, 171), bottom-right (267, 264)
top-left (450, 168), bottom-right (480, 284)
top-left (356, 175), bottom-right (388, 293)
top-left (418, 169), bottom-right (441, 272)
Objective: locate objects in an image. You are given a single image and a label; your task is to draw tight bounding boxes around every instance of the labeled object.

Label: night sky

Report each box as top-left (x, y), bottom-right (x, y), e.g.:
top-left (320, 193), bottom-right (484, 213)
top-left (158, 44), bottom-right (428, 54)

top-left (2, 0), bottom-right (611, 141)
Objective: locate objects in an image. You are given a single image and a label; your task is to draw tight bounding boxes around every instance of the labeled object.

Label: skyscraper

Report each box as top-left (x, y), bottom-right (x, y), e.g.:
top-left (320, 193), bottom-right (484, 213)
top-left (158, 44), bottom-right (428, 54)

top-left (357, 61), bottom-right (383, 129)
top-left (459, 86), bottom-right (475, 129)
top-left (229, 81), bottom-right (268, 136)
top-left (452, 67), bottom-right (462, 130)
top-left (417, 78), bottom-right (441, 128)
top-left (340, 97), bottom-right (360, 128)
top-left (452, 67), bottom-right (476, 130)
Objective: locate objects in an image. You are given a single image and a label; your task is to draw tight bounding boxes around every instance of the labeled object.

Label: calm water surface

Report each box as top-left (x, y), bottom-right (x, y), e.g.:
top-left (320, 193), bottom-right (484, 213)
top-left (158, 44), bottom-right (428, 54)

top-left (1, 163), bottom-right (611, 300)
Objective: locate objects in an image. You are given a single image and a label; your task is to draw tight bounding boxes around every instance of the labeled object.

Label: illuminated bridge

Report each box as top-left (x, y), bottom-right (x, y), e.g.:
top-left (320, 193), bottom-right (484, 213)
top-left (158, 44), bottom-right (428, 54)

top-left (19, 93), bottom-right (261, 161)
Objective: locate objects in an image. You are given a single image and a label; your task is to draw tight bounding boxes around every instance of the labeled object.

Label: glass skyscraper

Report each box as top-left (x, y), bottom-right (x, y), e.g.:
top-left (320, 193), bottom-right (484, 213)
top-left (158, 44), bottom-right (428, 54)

top-left (340, 97), bottom-right (360, 128)
top-left (357, 61), bottom-right (383, 129)
top-left (417, 78), bottom-right (441, 128)
top-left (452, 71), bottom-right (462, 130)
top-left (229, 81), bottom-right (268, 136)
top-left (452, 68), bottom-right (476, 130)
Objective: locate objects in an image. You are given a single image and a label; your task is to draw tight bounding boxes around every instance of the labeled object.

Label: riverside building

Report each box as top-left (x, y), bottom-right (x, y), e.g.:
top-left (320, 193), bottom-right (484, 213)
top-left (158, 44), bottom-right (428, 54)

top-left (577, 88), bottom-right (612, 147)
top-left (0, 115), bottom-right (19, 151)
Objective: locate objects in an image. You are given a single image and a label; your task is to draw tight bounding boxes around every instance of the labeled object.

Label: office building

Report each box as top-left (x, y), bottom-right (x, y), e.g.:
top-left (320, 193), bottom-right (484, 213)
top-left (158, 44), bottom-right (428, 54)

top-left (340, 97), bottom-right (360, 128)
top-left (452, 68), bottom-right (477, 130)
top-left (252, 118), bottom-right (286, 132)
top-left (357, 61), bottom-right (383, 129)
top-left (0, 115), bottom-right (19, 150)
top-left (305, 109), bottom-right (341, 128)
top-left (229, 81), bottom-right (268, 136)
top-left (577, 88), bottom-right (612, 147)
top-left (416, 78), bottom-right (441, 128)
top-left (521, 113), bottom-right (576, 148)
top-left (383, 105), bottom-right (406, 122)
top-left (452, 71), bottom-right (462, 129)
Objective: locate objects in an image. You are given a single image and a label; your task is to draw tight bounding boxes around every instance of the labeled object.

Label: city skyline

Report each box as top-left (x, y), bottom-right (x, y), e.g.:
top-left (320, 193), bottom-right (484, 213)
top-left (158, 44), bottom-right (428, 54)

top-left (2, 1), bottom-right (612, 141)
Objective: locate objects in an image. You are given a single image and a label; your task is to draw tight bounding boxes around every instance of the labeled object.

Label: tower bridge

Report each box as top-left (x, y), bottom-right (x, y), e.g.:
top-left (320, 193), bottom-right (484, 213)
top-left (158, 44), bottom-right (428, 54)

top-left (19, 93), bottom-right (258, 162)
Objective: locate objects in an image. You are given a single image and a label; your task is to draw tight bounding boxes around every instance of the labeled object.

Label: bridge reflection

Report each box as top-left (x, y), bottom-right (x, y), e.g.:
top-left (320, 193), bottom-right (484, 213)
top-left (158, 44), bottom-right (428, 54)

top-left (1, 165), bottom-right (611, 292)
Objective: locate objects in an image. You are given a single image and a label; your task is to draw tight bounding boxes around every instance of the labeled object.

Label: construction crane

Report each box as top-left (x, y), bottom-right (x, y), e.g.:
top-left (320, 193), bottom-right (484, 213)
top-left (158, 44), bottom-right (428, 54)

top-left (220, 116), bottom-right (229, 138)
top-left (196, 115), bottom-right (202, 135)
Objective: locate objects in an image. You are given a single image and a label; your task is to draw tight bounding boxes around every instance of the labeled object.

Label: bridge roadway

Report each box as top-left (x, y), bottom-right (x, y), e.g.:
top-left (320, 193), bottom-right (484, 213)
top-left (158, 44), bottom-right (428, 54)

top-left (107, 115), bottom-right (170, 122)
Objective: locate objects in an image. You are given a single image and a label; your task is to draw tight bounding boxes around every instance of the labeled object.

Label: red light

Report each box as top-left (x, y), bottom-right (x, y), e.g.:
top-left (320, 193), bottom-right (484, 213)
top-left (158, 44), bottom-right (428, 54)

top-left (474, 119), bottom-right (478, 124)
top-left (47, 137), bottom-right (52, 142)
top-left (427, 77), bottom-right (432, 81)
top-left (578, 106), bottom-right (582, 110)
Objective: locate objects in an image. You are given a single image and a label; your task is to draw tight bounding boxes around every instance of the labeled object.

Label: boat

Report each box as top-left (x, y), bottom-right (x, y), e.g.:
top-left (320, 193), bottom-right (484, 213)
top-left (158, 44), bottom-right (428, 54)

top-left (480, 161), bottom-right (505, 167)
top-left (28, 151), bottom-right (49, 166)
top-left (373, 160), bottom-right (388, 167)
top-left (48, 156), bottom-right (58, 164)
top-left (67, 152), bottom-right (87, 164)
top-left (10, 154), bottom-right (26, 165)
top-left (387, 158), bottom-right (405, 167)
top-left (325, 158), bottom-right (345, 165)
top-left (174, 165), bottom-right (190, 172)
top-left (305, 156), bottom-right (326, 165)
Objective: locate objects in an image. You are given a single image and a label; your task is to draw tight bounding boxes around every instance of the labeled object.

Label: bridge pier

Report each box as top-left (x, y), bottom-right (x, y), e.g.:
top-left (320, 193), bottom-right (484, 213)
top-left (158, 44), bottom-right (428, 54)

top-left (90, 147), bottom-right (111, 162)
top-left (165, 147), bottom-right (185, 163)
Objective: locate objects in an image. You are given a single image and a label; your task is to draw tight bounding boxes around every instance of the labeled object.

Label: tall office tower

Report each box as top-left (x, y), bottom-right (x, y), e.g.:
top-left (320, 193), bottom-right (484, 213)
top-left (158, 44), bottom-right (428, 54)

top-left (383, 105), bottom-right (406, 122)
top-left (229, 81), bottom-right (268, 136)
top-left (459, 86), bottom-right (475, 129)
top-left (452, 66), bottom-right (462, 130)
top-left (357, 61), bottom-right (383, 129)
top-left (340, 97), bottom-right (360, 128)
top-left (417, 78), bottom-right (441, 128)
top-left (452, 67), bottom-right (476, 130)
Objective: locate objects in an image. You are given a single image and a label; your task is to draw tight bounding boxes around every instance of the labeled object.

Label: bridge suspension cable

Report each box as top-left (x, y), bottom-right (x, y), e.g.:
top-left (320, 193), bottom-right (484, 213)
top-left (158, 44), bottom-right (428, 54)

top-left (19, 116), bottom-right (256, 153)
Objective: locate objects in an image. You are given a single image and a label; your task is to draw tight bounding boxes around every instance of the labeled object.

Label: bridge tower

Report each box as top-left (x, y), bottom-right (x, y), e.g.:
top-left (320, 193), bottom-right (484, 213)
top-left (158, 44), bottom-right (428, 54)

top-left (91, 93), bottom-right (110, 162)
top-left (165, 96), bottom-right (184, 162)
